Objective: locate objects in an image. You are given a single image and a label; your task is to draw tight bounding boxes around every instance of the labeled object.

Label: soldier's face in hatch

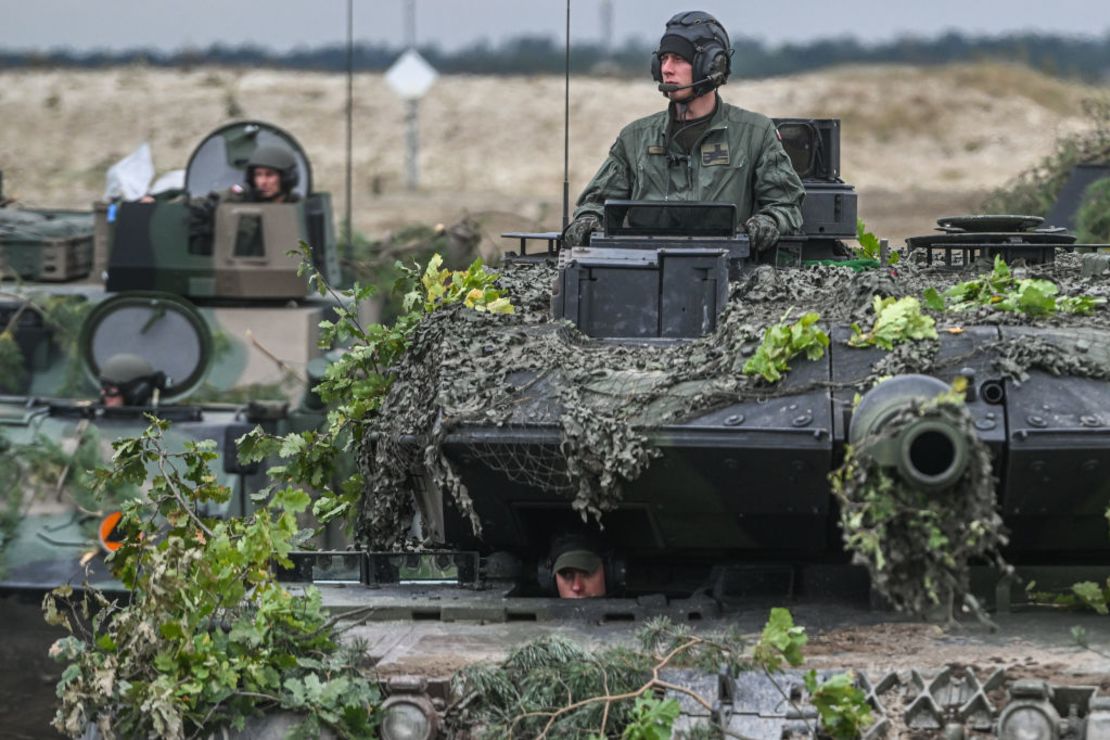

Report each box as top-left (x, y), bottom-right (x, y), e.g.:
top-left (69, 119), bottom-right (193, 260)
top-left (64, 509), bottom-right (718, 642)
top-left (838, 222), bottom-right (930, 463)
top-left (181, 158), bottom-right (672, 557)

top-left (252, 166), bottom-right (282, 200)
top-left (660, 52), bottom-right (695, 102)
top-left (555, 566), bottom-right (607, 599)
top-left (100, 384), bottom-right (124, 407)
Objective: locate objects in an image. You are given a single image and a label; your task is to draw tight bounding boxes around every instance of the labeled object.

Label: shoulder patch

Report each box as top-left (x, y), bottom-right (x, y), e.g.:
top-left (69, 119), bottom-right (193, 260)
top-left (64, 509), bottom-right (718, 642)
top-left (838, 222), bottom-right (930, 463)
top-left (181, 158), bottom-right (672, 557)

top-left (701, 141), bottom-right (730, 167)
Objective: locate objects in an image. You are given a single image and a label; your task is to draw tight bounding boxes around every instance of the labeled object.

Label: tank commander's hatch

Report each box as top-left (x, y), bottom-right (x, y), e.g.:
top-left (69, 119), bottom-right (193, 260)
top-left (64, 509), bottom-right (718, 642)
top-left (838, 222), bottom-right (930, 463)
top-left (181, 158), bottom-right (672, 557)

top-left (78, 292), bottom-right (214, 402)
top-left (185, 121), bottom-right (313, 200)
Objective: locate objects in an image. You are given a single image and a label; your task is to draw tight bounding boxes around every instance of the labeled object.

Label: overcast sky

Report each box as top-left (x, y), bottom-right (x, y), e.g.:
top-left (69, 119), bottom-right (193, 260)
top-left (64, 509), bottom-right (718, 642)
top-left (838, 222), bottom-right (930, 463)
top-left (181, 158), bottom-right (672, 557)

top-left (2, 0), bottom-right (1108, 52)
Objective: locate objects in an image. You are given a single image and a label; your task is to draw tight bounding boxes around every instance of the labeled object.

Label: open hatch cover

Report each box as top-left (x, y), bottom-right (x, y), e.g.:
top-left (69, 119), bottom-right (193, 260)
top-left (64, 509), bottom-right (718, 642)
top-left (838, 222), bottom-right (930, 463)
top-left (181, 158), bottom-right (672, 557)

top-left (79, 292), bottom-right (214, 402)
top-left (185, 120), bottom-right (312, 200)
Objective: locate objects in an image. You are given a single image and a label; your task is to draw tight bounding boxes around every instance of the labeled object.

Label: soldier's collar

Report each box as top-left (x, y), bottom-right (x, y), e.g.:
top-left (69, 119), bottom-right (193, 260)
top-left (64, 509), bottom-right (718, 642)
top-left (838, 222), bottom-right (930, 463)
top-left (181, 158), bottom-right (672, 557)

top-left (669, 93), bottom-right (719, 125)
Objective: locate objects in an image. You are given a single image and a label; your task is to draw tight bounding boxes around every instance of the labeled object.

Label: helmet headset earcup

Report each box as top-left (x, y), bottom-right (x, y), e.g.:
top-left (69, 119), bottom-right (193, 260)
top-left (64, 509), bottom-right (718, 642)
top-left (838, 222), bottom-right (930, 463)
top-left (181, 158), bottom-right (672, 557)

top-left (118, 371), bottom-right (166, 406)
top-left (278, 165), bottom-right (298, 192)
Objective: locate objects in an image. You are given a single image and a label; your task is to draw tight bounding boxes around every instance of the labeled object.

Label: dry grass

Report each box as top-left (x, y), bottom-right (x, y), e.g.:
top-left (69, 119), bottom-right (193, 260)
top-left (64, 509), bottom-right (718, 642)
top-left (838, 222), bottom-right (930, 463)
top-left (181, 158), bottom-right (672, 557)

top-left (0, 63), bottom-right (1105, 244)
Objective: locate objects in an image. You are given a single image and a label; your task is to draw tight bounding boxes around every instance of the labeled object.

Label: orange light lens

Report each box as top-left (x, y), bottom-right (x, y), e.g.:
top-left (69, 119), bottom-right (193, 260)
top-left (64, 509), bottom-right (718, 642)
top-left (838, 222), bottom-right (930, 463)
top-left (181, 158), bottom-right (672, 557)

top-left (98, 511), bottom-right (123, 552)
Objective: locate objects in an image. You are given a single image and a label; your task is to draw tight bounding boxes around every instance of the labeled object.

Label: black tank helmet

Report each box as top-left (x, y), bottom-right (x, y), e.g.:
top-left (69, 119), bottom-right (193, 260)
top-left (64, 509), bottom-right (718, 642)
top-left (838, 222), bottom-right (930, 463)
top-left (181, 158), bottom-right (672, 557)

top-left (651, 10), bottom-right (733, 99)
top-left (99, 353), bottom-right (166, 406)
top-left (245, 144), bottom-right (299, 197)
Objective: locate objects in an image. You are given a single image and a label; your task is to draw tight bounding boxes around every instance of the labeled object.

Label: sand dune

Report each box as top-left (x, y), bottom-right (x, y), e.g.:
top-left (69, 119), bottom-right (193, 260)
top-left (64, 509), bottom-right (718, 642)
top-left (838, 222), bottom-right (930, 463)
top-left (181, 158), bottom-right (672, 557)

top-left (0, 63), bottom-right (1102, 243)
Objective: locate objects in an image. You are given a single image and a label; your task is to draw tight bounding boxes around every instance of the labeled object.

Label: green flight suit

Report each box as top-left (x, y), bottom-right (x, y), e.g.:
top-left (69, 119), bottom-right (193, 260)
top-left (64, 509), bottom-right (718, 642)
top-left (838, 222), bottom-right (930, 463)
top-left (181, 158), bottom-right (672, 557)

top-left (572, 96), bottom-right (805, 235)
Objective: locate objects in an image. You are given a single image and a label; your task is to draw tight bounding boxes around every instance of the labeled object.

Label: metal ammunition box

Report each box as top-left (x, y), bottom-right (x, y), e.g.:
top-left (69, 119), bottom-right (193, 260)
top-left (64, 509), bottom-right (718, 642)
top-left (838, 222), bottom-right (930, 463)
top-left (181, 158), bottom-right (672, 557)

top-left (0, 210), bottom-right (93, 281)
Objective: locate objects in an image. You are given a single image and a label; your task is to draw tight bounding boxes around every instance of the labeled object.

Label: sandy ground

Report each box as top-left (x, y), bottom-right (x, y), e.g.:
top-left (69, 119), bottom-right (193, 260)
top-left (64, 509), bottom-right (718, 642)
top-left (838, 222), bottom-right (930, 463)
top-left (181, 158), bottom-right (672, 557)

top-left (1, 63), bottom-right (1104, 248)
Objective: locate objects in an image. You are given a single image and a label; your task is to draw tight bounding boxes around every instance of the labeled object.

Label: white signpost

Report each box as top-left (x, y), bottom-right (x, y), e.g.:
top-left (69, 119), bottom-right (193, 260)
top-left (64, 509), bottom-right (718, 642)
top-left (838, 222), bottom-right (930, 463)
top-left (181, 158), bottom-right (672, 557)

top-left (385, 49), bottom-right (439, 191)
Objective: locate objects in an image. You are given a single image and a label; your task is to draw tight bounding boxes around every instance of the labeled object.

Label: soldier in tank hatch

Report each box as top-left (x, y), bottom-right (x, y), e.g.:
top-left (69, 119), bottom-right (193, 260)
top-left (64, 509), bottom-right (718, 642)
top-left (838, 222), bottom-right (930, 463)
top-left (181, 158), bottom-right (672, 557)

top-left (548, 533), bottom-right (609, 599)
top-left (98, 353), bottom-right (165, 408)
top-left (141, 144), bottom-right (300, 204)
top-left (227, 144), bottom-right (301, 204)
top-left (188, 144), bottom-right (302, 257)
top-left (564, 11), bottom-right (804, 252)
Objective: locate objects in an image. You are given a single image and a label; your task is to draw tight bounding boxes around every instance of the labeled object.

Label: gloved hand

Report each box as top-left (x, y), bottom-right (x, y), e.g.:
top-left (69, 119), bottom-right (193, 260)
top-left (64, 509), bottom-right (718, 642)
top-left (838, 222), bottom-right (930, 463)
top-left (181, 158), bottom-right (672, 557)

top-left (744, 214), bottom-right (780, 252)
top-left (563, 214), bottom-right (601, 248)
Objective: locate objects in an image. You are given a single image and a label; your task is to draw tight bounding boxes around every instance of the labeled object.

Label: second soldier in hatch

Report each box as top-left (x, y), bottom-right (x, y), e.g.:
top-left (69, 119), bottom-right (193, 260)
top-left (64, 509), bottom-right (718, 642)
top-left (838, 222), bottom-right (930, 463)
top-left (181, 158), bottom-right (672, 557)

top-left (228, 144), bottom-right (301, 204)
top-left (143, 143), bottom-right (301, 255)
top-left (564, 10), bottom-right (804, 251)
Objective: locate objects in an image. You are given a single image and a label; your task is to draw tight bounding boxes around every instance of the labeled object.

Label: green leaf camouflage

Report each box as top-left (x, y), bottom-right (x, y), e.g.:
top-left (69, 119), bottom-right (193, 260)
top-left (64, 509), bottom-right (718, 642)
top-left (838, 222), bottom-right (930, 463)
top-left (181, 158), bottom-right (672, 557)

top-left (743, 311), bottom-right (830, 383)
top-left (849, 296), bottom-right (938, 350)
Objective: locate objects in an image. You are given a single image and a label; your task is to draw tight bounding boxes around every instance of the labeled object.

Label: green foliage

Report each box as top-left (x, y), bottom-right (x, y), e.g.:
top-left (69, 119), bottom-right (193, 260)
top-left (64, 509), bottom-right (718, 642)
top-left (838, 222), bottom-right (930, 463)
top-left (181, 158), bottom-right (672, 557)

top-left (851, 219), bottom-right (900, 265)
top-left (619, 695), bottom-right (681, 740)
top-left (1027, 579), bottom-right (1110, 614)
top-left (0, 425), bottom-right (108, 571)
top-left (452, 635), bottom-right (649, 738)
top-left (237, 245), bottom-right (513, 537)
top-left (849, 296), bottom-right (937, 350)
top-left (452, 617), bottom-right (749, 738)
top-left (0, 331), bottom-right (27, 393)
top-left (43, 418), bottom-right (379, 739)
top-left (190, 381), bottom-right (294, 404)
top-left (803, 670), bottom-right (873, 740)
top-left (405, 253), bottom-right (514, 315)
top-left (831, 389), bottom-right (1008, 619)
top-left (0, 293), bottom-right (96, 396)
top-left (743, 311), bottom-right (829, 383)
top-left (339, 220), bottom-right (485, 323)
top-left (1077, 176), bottom-right (1110, 244)
top-left (0, 436), bottom-right (21, 564)
top-left (855, 218), bottom-right (882, 260)
top-left (37, 293), bottom-right (97, 396)
top-left (936, 255), bottom-right (1104, 316)
top-left (752, 607), bottom-right (807, 671)
top-left (449, 610), bottom-right (872, 738)
top-left (981, 98), bottom-right (1110, 215)
top-left (1072, 580), bottom-right (1110, 614)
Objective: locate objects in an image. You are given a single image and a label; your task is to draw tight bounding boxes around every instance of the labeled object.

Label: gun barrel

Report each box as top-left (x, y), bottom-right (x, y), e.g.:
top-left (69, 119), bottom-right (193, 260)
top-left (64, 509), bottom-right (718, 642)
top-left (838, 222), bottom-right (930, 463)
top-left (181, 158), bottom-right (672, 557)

top-left (849, 374), bottom-right (970, 491)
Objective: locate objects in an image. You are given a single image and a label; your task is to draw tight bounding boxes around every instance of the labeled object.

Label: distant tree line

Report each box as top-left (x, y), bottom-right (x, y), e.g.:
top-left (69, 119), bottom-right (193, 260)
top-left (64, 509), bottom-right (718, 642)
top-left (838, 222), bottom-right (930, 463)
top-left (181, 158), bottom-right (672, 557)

top-left (2, 31), bottom-right (1109, 82)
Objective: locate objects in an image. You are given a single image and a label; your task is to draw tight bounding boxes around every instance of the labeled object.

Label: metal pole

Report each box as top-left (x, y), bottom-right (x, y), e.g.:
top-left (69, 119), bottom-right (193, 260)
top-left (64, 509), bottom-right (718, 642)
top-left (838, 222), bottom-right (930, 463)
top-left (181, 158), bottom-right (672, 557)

top-left (344, 0), bottom-right (354, 260)
top-left (405, 0), bottom-right (416, 48)
top-left (406, 99), bottom-right (419, 190)
top-left (562, 0), bottom-right (571, 232)
top-left (405, 0), bottom-right (419, 191)
top-left (600, 0), bottom-right (613, 53)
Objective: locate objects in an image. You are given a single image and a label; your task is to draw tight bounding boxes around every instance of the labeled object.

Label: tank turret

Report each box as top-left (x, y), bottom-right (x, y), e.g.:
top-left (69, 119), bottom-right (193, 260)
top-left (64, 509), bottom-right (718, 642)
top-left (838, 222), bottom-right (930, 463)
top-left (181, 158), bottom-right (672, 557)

top-left (105, 120), bottom-right (341, 300)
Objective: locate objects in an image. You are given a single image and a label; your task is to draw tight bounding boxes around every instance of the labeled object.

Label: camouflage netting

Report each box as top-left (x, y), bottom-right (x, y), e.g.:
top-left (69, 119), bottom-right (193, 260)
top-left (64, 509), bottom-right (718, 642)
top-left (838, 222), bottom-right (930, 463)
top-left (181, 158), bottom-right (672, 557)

top-left (356, 251), bottom-right (1110, 549)
top-left (830, 399), bottom-right (1007, 620)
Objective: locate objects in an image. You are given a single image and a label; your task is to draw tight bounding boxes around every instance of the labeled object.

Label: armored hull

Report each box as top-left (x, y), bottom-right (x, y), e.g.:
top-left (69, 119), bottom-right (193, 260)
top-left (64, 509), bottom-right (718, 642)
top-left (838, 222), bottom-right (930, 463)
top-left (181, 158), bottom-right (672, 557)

top-left (364, 254), bottom-right (1110, 575)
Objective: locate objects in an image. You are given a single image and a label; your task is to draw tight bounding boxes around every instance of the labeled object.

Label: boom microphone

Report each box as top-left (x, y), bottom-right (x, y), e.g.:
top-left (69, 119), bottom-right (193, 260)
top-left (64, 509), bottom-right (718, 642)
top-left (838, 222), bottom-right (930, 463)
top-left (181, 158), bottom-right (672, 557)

top-left (657, 72), bottom-right (723, 93)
